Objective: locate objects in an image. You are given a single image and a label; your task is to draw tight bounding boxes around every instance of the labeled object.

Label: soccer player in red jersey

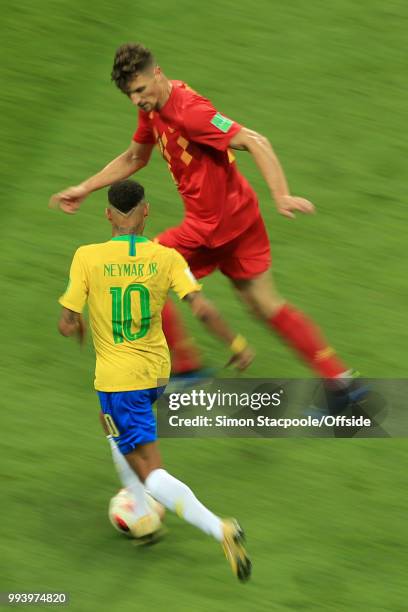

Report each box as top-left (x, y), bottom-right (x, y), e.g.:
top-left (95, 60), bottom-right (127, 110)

top-left (51, 43), bottom-right (352, 382)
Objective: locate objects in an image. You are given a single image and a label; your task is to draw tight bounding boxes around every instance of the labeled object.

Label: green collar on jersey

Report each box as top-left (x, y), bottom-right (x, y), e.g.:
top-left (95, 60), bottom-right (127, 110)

top-left (111, 235), bottom-right (149, 242)
top-left (111, 234), bottom-right (149, 257)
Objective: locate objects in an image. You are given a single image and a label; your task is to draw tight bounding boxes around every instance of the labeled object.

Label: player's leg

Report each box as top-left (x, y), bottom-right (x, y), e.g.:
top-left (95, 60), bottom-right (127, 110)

top-left (221, 216), bottom-right (350, 378)
top-left (231, 270), bottom-right (350, 378)
top-left (161, 300), bottom-right (201, 374)
top-left (98, 403), bottom-right (153, 520)
top-left (98, 392), bottom-right (163, 521)
top-left (102, 386), bottom-right (251, 579)
top-left (230, 266), bottom-right (372, 416)
top-left (125, 442), bottom-right (222, 539)
top-left (125, 441), bottom-right (251, 581)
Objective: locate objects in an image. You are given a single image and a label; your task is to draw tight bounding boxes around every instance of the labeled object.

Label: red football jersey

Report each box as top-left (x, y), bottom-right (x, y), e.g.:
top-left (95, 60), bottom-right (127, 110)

top-left (133, 81), bottom-right (260, 248)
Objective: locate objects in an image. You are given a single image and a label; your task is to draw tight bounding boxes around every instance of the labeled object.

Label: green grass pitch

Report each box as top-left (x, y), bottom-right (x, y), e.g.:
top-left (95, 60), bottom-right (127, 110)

top-left (1, 1), bottom-right (407, 610)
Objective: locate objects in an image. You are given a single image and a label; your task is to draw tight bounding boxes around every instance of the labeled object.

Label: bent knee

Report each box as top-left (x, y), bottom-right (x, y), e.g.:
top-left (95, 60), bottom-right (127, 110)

top-left (245, 295), bottom-right (285, 319)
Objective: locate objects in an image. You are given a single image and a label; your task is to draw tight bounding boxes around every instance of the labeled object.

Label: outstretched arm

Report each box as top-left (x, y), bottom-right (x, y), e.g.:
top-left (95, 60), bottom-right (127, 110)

top-left (230, 127), bottom-right (315, 219)
top-left (50, 140), bottom-right (154, 214)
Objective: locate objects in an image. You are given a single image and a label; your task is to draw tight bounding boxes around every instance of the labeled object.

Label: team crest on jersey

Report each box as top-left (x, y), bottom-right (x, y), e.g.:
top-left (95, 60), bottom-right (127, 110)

top-left (211, 112), bottom-right (233, 133)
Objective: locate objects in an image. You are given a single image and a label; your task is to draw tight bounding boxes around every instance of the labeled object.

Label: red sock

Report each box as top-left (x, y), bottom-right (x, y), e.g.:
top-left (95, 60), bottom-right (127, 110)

top-left (269, 303), bottom-right (348, 378)
top-left (162, 300), bottom-right (202, 374)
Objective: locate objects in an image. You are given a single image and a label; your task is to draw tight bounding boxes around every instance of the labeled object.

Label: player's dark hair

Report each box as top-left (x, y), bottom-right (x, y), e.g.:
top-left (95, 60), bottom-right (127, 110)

top-left (111, 43), bottom-right (155, 93)
top-left (108, 180), bottom-right (145, 213)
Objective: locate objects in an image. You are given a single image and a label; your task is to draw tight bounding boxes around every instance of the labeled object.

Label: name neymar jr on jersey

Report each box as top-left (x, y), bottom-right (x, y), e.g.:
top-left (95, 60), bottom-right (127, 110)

top-left (104, 262), bottom-right (159, 277)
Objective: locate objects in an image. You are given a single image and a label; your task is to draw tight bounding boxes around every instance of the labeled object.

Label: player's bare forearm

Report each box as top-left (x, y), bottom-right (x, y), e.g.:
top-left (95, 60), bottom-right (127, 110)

top-left (184, 293), bottom-right (254, 370)
top-left (229, 127), bottom-right (315, 219)
top-left (49, 141), bottom-right (154, 214)
top-left (58, 307), bottom-right (86, 344)
top-left (81, 146), bottom-right (149, 193)
top-left (185, 292), bottom-right (236, 344)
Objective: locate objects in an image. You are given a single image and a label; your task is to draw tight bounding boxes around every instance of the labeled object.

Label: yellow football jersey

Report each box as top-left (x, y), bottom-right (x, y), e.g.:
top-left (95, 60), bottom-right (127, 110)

top-left (59, 235), bottom-right (201, 392)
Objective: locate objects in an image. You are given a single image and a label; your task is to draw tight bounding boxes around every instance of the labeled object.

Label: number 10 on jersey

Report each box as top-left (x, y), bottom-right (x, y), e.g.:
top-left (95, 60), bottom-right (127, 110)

top-left (110, 284), bottom-right (151, 343)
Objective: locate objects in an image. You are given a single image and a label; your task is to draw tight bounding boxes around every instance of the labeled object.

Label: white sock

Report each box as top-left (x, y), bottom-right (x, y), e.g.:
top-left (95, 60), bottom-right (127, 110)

top-left (335, 369), bottom-right (354, 388)
top-left (107, 436), bottom-right (150, 518)
top-left (145, 468), bottom-right (223, 541)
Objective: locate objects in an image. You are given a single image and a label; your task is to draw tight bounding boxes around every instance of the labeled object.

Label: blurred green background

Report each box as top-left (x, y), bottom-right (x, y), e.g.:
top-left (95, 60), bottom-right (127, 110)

top-left (1, 0), bottom-right (407, 610)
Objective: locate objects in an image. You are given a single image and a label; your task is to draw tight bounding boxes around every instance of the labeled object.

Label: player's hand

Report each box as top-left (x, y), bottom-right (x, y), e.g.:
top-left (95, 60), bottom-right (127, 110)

top-left (276, 195), bottom-right (315, 219)
top-left (226, 346), bottom-right (255, 371)
top-left (49, 184), bottom-right (90, 214)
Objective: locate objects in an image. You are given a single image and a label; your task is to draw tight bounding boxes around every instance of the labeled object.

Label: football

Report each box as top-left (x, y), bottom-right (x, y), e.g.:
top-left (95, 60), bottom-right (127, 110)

top-left (108, 488), bottom-right (165, 538)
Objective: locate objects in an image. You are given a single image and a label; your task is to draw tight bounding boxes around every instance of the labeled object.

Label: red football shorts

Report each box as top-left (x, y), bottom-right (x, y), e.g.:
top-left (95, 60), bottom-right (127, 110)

top-left (157, 214), bottom-right (271, 280)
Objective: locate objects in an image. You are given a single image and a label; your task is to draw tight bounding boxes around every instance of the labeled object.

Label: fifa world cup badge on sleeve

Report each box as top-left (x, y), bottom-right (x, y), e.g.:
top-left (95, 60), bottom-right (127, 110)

top-left (211, 112), bottom-right (233, 133)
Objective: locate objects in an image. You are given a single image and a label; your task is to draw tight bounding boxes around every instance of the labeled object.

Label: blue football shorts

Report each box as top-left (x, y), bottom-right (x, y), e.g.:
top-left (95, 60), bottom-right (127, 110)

top-left (97, 386), bottom-right (166, 455)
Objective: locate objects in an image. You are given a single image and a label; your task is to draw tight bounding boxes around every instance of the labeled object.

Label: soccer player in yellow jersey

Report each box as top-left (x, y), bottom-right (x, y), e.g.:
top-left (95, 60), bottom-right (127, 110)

top-left (58, 179), bottom-right (252, 582)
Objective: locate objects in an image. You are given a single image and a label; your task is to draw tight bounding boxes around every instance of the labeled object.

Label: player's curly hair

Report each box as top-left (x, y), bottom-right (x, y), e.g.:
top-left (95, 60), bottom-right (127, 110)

top-left (108, 180), bottom-right (145, 213)
top-left (111, 43), bottom-right (155, 93)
